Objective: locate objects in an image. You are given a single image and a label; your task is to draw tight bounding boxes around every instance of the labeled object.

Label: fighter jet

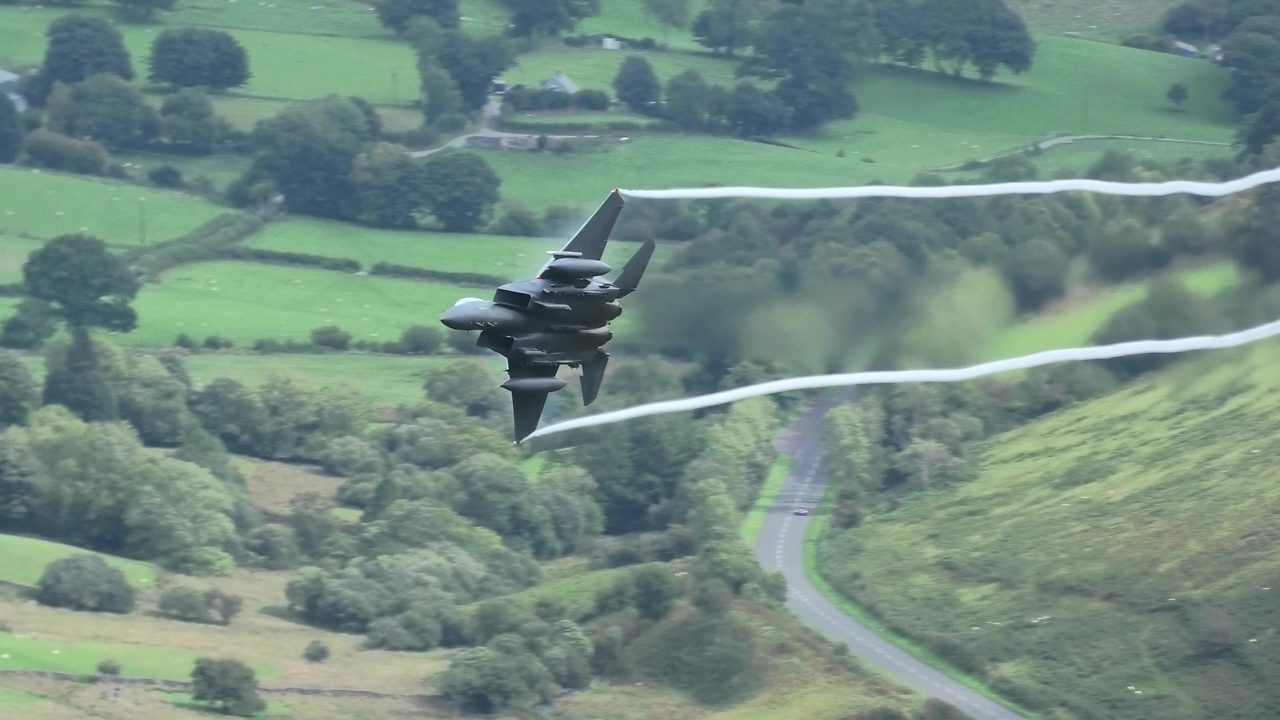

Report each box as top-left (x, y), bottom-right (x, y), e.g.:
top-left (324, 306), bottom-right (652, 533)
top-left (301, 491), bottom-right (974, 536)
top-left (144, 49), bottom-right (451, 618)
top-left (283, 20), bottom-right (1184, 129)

top-left (439, 190), bottom-right (655, 442)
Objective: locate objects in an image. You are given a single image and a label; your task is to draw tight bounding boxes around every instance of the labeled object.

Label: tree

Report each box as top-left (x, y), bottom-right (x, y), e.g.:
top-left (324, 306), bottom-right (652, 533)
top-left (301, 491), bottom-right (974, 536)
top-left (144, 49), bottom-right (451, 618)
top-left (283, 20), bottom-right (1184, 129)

top-left (728, 81), bottom-right (791, 137)
top-left (310, 325), bottom-right (352, 350)
top-left (47, 74), bottom-right (160, 150)
top-left (742, 2), bottom-right (860, 130)
top-left (353, 143), bottom-right (430, 228)
top-left (503, 0), bottom-right (601, 37)
top-left (159, 89), bottom-right (231, 155)
top-left (114, 0), bottom-right (176, 23)
top-left (664, 70), bottom-right (710, 131)
top-left (0, 93), bottom-right (21, 164)
top-left (1006, 237), bottom-right (1067, 311)
top-left (631, 565), bottom-right (680, 620)
top-left (40, 16), bottom-right (134, 91)
top-left (1234, 185), bottom-right (1280, 279)
top-left (97, 659), bottom-right (123, 676)
top-left (0, 299), bottom-right (59, 350)
top-left (1168, 82), bottom-right (1190, 110)
top-left (191, 658), bottom-right (266, 717)
top-left (435, 32), bottom-right (514, 113)
top-left (693, 0), bottom-right (762, 56)
top-left (894, 439), bottom-right (967, 490)
top-left (246, 96), bottom-right (374, 220)
top-left (0, 352), bottom-right (39, 429)
top-left (25, 234), bottom-right (139, 420)
top-left (36, 554), bottom-right (135, 613)
top-left (378, 0), bottom-right (459, 32)
top-left (437, 644), bottom-right (554, 712)
top-left (824, 404), bottom-right (876, 501)
top-left (149, 28), bottom-right (250, 90)
top-left (614, 55), bottom-right (661, 114)
top-left (642, 0), bottom-right (690, 41)
top-left (420, 151), bottom-right (501, 232)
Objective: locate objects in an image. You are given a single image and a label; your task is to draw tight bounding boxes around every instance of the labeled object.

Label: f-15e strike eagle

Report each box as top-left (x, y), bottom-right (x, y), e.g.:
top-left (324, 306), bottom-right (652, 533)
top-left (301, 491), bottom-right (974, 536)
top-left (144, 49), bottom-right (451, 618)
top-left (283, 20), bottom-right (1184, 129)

top-left (439, 190), bottom-right (655, 442)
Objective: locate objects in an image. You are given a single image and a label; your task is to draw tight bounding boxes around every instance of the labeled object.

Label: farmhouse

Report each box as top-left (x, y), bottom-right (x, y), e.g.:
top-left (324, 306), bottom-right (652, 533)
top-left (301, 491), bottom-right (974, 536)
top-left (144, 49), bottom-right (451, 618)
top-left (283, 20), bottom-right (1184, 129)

top-left (541, 71), bottom-right (579, 95)
top-left (0, 68), bottom-right (27, 113)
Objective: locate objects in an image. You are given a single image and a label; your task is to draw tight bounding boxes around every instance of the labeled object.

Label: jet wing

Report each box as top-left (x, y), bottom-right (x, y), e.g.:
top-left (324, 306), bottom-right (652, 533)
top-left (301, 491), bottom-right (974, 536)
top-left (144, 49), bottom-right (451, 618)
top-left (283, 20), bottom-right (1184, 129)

top-left (556, 190), bottom-right (625, 261)
top-left (503, 363), bottom-right (563, 443)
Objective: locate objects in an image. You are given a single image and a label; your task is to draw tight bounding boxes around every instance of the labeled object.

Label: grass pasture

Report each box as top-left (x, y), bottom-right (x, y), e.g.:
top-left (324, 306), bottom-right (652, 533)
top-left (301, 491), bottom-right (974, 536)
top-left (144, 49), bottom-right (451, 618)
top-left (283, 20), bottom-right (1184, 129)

top-left (819, 338), bottom-right (1280, 718)
top-left (1017, 0), bottom-right (1186, 41)
top-left (0, 168), bottom-right (225, 247)
top-left (0, 535), bottom-right (157, 589)
top-left (0, 7), bottom-right (417, 106)
top-left (500, 45), bottom-right (740, 91)
top-left (130, 261), bottom-right (467, 347)
top-left (984, 260), bottom-right (1242, 361)
top-left (244, 217), bottom-right (674, 280)
top-left (0, 632), bottom-right (244, 681)
top-left (0, 233), bottom-right (43, 283)
top-left (184, 352), bottom-right (495, 405)
top-left (1019, 138), bottom-right (1232, 178)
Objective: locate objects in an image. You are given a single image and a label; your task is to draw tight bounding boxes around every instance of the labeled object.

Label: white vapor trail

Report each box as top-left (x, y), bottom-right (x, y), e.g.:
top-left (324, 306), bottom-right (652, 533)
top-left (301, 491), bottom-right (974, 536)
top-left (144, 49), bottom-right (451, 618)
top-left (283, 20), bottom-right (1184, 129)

top-left (618, 166), bottom-right (1280, 200)
top-left (524, 319), bottom-right (1280, 440)
top-left (523, 168), bottom-right (1280, 440)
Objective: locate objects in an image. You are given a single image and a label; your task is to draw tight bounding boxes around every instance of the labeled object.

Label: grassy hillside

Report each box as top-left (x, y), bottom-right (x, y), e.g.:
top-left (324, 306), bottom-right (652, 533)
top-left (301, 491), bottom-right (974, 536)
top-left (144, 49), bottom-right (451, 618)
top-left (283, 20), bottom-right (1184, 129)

top-left (127, 261), bottom-right (469, 347)
top-left (0, 535), bottom-right (157, 588)
top-left (819, 339), bottom-right (1280, 718)
top-left (984, 260), bottom-right (1242, 361)
top-left (0, 7), bottom-right (417, 106)
top-left (245, 217), bottom-right (675, 279)
top-left (0, 168), bottom-right (225, 247)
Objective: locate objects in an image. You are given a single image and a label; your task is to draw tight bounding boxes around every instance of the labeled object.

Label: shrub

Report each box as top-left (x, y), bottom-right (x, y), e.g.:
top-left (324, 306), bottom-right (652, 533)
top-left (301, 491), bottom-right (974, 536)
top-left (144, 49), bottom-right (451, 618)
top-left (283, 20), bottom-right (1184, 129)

top-left (311, 325), bottom-right (352, 350)
top-left (174, 333), bottom-right (196, 349)
top-left (202, 335), bottom-right (233, 349)
top-left (19, 129), bottom-right (109, 175)
top-left (304, 639), bottom-right (329, 663)
top-left (97, 659), bottom-right (122, 676)
top-left (148, 164), bottom-right (183, 188)
top-left (399, 325), bottom-right (442, 355)
top-left (160, 586), bottom-right (213, 623)
top-left (577, 89), bottom-right (609, 110)
top-left (220, 246), bottom-right (360, 272)
top-left (36, 554), bottom-right (135, 614)
top-left (191, 657), bottom-right (265, 717)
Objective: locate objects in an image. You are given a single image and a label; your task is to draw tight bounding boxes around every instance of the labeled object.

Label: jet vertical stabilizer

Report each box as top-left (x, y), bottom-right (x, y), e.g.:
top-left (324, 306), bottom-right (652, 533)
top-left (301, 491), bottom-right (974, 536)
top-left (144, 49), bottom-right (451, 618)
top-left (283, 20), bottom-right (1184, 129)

top-left (615, 239), bottom-right (656, 297)
top-left (556, 190), bottom-right (625, 261)
top-left (580, 351), bottom-right (609, 406)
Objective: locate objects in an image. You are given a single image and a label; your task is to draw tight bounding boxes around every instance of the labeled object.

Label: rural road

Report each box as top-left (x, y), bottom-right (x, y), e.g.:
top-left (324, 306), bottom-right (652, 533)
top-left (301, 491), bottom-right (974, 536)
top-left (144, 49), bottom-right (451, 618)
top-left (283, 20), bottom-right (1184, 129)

top-left (756, 392), bottom-right (1026, 720)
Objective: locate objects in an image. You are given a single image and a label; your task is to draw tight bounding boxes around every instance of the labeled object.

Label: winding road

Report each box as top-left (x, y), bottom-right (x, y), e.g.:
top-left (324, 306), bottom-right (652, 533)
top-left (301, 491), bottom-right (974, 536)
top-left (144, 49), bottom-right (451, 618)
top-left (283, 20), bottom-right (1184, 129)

top-left (755, 392), bottom-right (1025, 720)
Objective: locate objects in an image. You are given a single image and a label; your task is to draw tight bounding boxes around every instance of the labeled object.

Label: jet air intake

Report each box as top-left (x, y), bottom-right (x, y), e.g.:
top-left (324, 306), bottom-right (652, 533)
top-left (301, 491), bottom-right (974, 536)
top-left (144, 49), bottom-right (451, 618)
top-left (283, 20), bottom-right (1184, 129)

top-left (541, 258), bottom-right (611, 281)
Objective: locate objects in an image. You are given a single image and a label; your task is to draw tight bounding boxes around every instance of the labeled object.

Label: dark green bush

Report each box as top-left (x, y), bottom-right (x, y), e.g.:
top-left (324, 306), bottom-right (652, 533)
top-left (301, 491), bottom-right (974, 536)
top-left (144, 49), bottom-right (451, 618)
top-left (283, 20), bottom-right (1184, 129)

top-left (36, 554), bottom-right (135, 614)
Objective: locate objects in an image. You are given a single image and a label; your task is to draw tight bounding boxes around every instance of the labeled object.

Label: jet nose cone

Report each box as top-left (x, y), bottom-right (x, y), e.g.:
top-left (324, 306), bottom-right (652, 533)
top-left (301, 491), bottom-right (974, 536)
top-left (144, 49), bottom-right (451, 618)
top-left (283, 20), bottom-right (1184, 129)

top-left (441, 299), bottom-right (486, 330)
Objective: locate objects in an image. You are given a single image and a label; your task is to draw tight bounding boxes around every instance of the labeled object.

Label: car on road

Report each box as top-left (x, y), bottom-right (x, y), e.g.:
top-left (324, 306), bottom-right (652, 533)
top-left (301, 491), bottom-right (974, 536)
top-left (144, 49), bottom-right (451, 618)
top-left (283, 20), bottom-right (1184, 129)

top-left (793, 508), bottom-right (810, 516)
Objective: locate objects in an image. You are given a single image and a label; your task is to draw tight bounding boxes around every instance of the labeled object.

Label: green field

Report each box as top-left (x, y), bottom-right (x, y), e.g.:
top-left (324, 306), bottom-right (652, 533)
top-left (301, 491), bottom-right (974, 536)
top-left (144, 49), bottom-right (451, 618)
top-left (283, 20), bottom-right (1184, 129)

top-left (0, 234), bottom-right (42, 283)
top-left (819, 338), bottom-right (1280, 718)
top-left (244, 217), bottom-right (674, 279)
top-left (0, 7), bottom-right (417, 105)
top-left (0, 632), bottom-right (276, 680)
top-left (740, 454), bottom-right (792, 547)
top-left (129, 261), bottom-right (468, 347)
top-left (1017, 138), bottom-right (1232, 178)
top-left (183, 352), bottom-right (499, 404)
top-left (1017, 0), bottom-right (1186, 41)
top-left (113, 151), bottom-right (252, 195)
top-left (0, 535), bottom-right (157, 588)
top-left (0, 168), bottom-right (226, 247)
top-left (501, 45), bottom-right (740, 91)
top-left (984, 260), bottom-right (1242, 361)
top-left (0, 687), bottom-right (46, 706)
top-left (795, 36), bottom-right (1233, 157)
